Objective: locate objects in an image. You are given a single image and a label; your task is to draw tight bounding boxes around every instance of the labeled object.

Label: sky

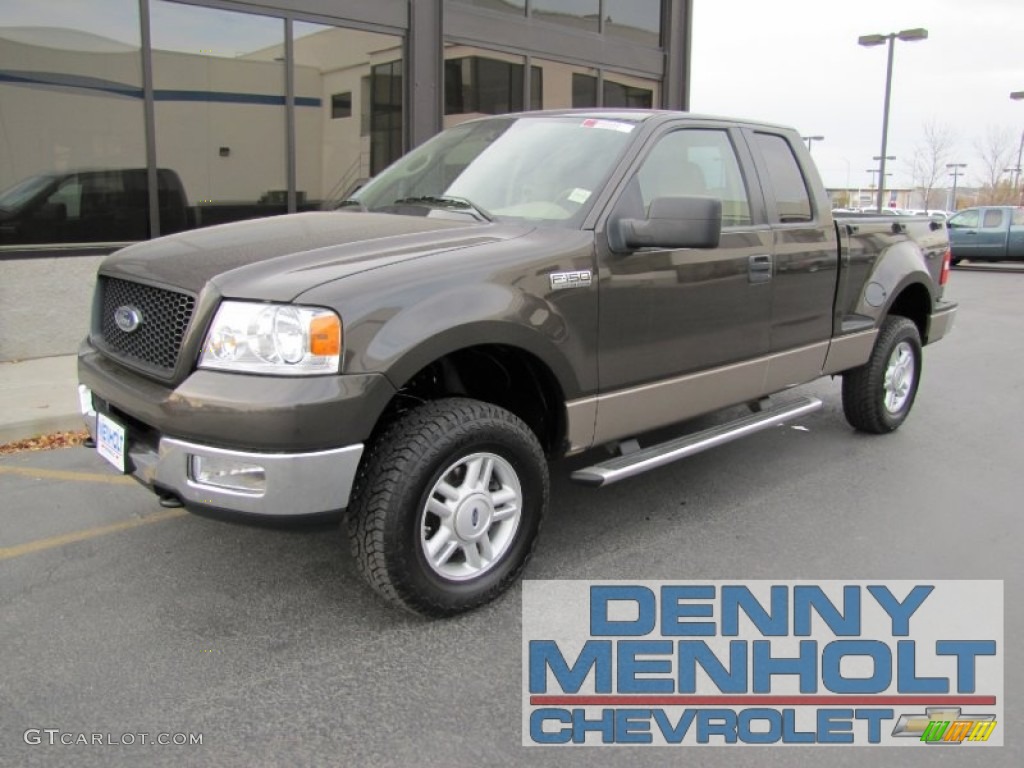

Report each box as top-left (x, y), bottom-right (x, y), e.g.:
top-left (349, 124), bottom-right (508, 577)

top-left (690, 0), bottom-right (1024, 190)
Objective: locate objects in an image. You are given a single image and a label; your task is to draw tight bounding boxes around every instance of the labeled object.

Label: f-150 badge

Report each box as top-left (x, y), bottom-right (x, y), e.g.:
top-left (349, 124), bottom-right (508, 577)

top-left (550, 270), bottom-right (593, 291)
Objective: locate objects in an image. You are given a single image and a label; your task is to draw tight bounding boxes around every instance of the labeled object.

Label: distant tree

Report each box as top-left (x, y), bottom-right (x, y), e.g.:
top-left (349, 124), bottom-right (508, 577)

top-left (973, 125), bottom-right (1016, 192)
top-left (907, 120), bottom-right (956, 209)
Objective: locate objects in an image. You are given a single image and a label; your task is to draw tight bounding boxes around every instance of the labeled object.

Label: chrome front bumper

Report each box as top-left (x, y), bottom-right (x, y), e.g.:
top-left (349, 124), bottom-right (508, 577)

top-left (81, 388), bottom-right (363, 517)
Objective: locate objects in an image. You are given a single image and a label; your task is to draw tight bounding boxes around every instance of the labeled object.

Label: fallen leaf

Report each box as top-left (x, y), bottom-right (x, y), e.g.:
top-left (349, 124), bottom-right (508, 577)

top-left (0, 431), bottom-right (90, 456)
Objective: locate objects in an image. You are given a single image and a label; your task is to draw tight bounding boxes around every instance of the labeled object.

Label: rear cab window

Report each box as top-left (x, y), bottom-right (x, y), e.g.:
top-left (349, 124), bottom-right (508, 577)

top-left (982, 209), bottom-right (1004, 229)
top-left (751, 132), bottom-right (813, 223)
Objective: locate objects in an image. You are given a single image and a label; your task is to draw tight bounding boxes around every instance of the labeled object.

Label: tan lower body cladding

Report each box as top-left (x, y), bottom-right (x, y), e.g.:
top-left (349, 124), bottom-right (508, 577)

top-left (565, 330), bottom-right (877, 452)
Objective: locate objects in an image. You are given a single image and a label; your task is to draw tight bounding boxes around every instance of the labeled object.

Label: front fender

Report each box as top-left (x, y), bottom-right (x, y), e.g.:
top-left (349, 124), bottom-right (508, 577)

top-left (294, 226), bottom-right (599, 401)
top-left (355, 282), bottom-right (587, 398)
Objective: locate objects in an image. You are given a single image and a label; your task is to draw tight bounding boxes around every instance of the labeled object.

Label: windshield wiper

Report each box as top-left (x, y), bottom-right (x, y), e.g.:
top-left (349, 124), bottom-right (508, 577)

top-left (334, 199), bottom-right (367, 211)
top-left (391, 195), bottom-right (493, 222)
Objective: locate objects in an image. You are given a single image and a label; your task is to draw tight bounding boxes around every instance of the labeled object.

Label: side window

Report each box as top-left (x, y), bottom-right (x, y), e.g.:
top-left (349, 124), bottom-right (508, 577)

top-left (753, 133), bottom-right (813, 223)
top-left (1013, 208), bottom-right (1024, 226)
top-left (634, 129), bottom-right (752, 226)
top-left (982, 209), bottom-right (1004, 228)
top-left (44, 177), bottom-right (82, 220)
top-left (949, 210), bottom-right (979, 229)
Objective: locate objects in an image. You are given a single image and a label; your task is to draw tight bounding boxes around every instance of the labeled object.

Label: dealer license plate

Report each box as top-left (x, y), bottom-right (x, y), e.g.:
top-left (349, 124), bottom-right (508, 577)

top-left (96, 412), bottom-right (126, 473)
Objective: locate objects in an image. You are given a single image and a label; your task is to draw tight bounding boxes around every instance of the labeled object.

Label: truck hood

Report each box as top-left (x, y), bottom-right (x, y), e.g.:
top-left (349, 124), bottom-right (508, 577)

top-left (99, 211), bottom-right (533, 301)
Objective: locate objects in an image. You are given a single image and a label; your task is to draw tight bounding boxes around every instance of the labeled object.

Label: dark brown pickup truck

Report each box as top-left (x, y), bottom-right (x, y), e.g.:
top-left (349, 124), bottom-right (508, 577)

top-left (78, 110), bottom-right (957, 616)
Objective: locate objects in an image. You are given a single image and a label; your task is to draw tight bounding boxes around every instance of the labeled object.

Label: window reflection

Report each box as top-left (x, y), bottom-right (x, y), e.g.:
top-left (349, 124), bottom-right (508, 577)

top-left (604, 0), bottom-right (662, 47)
top-left (444, 49), bottom-right (542, 124)
top-left (150, 1), bottom-right (286, 230)
top-left (0, 0), bottom-right (146, 245)
top-left (452, 0), bottom-right (526, 15)
top-left (291, 22), bottom-right (403, 205)
top-left (525, 57), bottom-right (596, 111)
top-left (532, 0), bottom-right (600, 33)
top-left (571, 72), bottom-right (657, 109)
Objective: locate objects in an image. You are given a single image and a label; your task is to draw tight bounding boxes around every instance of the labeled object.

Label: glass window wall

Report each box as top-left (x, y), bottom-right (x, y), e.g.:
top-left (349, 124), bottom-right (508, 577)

top-left (604, 0), bottom-right (662, 47)
top-left (0, 0), bottom-right (147, 245)
top-left (292, 22), bottom-right (403, 207)
top-left (150, 1), bottom-right (286, 231)
top-left (444, 48), bottom-right (542, 123)
top-left (532, 0), bottom-right (600, 34)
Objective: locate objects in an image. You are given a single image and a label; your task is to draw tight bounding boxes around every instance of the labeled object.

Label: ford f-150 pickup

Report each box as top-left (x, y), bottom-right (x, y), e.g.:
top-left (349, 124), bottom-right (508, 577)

top-left (78, 110), bottom-right (957, 616)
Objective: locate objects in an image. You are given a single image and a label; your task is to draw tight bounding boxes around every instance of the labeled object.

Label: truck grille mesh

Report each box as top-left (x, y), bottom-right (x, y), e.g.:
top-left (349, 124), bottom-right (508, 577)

top-left (98, 277), bottom-right (196, 374)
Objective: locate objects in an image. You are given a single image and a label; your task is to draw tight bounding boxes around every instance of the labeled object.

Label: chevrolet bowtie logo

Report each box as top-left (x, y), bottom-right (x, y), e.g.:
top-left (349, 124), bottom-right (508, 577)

top-left (891, 707), bottom-right (997, 744)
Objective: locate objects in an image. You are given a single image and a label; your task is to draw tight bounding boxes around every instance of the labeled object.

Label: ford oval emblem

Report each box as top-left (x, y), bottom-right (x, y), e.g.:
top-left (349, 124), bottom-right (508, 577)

top-left (114, 305), bottom-right (143, 333)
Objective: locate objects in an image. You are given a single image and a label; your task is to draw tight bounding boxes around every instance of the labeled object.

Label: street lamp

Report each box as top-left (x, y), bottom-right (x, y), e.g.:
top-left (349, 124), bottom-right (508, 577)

top-left (859, 27), bottom-right (928, 212)
top-left (802, 135), bottom-right (825, 153)
top-left (1010, 92), bottom-right (1024, 204)
top-left (871, 155), bottom-right (896, 204)
top-left (866, 169), bottom-right (892, 188)
top-left (947, 163), bottom-right (966, 211)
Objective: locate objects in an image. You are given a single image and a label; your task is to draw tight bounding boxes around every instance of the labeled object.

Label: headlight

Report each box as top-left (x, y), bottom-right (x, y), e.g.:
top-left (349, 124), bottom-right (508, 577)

top-left (199, 302), bottom-right (341, 375)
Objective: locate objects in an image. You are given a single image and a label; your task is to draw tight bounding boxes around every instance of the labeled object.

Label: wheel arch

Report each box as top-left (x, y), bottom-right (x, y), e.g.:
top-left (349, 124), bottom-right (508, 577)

top-left (884, 279), bottom-right (932, 342)
top-left (376, 334), bottom-right (574, 457)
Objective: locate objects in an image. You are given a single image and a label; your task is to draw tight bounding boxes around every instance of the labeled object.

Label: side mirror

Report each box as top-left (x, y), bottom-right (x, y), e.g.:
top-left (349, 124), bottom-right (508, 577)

top-left (610, 196), bottom-right (722, 252)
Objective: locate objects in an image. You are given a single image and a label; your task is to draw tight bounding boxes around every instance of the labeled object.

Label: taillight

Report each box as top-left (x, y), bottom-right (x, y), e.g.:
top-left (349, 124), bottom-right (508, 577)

top-left (939, 249), bottom-right (951, 286)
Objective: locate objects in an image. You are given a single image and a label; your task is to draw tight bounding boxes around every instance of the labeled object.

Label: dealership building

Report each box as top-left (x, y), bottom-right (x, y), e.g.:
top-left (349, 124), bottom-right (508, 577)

top-left (0, 0), bottom-right (692, 360)
top-left (1, 0), bottom-right (692, 248)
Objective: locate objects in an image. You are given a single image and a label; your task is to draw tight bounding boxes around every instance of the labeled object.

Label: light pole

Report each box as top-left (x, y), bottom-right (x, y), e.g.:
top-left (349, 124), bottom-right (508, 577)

top-left (859, 28), bottom-right (928, 213)
top-left (866, 169), bottom-right (892, 201)
top-left (872, 155), bottom-right (896, 207)
top-left (1011, 92), bottom-right (1024, 204)
top-left (802, 135), bottom-right (825, 153)
top-left (947, 163), bottom-right (966, 211)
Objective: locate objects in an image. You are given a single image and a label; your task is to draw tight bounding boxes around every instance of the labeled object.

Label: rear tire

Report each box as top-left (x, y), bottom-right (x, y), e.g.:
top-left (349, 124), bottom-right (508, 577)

top-left (346, 398), bottom-right (548, 617)
top-left (842, 316), bottom-right (922, 434)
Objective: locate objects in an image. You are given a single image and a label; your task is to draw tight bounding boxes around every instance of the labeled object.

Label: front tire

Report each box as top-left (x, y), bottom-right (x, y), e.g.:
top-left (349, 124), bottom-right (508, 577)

top-left (842, 316), bottom-right (922, 433)
top-left (346, 398), bottom-right (548, 617)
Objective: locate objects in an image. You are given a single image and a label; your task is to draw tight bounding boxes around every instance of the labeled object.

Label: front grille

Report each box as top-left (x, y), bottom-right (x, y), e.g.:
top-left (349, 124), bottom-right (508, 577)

top-left (98, 277), bottom-right (196, 375)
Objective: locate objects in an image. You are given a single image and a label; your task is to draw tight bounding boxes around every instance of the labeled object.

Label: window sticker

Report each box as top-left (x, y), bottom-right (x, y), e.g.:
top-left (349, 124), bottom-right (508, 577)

top-left (567, 188), bottom-right (592, 204)
top-left (580, 118), bottom-right (635, 133)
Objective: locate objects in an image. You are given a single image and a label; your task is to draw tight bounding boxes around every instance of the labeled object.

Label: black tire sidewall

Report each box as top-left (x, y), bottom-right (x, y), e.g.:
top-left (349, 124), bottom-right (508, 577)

top-left (376, 403), bottom-right (547, 615)
top-left (873, 321), bottom-right (922, 431)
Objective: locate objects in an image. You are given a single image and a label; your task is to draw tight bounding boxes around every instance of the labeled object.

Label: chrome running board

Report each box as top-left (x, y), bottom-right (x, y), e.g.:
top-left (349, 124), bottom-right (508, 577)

top-left (571, 396), bottom-right (822, 487)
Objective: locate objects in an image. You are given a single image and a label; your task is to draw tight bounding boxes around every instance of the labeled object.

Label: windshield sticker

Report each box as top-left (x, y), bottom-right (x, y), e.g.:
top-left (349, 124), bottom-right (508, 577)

top-left (580, 119), bottom-right (634, 133)
top-left (567, 188), bottom-right (592, 204)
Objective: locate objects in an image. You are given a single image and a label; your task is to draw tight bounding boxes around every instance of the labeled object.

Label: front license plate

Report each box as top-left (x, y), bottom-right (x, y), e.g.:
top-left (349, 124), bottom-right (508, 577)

top-left (96, 412), bottom-right (126, 473)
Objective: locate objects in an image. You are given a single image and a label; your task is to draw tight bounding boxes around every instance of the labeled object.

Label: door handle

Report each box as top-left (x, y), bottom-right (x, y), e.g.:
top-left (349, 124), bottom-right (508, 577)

top-left (748, 254), bottom-right (772, 283)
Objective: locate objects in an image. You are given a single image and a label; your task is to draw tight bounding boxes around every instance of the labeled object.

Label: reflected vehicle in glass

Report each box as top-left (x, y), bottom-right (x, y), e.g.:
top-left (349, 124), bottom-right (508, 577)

top-left (0, 169), bottom-right (185, 245)
top-left (0, 168), bottom-right (323, 246)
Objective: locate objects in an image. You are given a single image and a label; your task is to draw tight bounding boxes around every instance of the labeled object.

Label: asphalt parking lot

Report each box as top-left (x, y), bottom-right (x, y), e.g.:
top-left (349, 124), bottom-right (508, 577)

top-left (2, 266), bottom-right (1021, 768)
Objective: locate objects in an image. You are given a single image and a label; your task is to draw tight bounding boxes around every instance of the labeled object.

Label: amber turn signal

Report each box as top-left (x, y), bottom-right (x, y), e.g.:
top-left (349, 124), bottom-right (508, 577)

top-left (309, 315), bottom-right (342, 356)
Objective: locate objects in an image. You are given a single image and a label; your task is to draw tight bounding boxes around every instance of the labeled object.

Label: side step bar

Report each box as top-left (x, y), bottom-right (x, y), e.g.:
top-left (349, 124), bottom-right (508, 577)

top-left (571, 396), bottom-right (822, 487)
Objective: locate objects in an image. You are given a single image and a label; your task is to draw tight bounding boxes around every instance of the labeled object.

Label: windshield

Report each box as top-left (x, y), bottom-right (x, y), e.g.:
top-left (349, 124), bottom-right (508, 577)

top-left (0, 174), bottom-right (55, 212)
top-left (350, 116), bottom-right (640, 225)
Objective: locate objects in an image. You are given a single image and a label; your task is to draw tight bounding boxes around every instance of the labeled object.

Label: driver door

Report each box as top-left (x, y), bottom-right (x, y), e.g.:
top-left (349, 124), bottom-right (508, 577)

top-left (592, 125), bottom-right (773, 442)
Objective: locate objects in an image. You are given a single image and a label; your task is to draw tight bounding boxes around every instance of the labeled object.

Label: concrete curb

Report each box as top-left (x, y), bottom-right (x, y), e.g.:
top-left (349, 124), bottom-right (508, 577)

top-left (0, 355), bottom-right (82, 445)
top-left (0, 415), bottom-right (86, 445)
